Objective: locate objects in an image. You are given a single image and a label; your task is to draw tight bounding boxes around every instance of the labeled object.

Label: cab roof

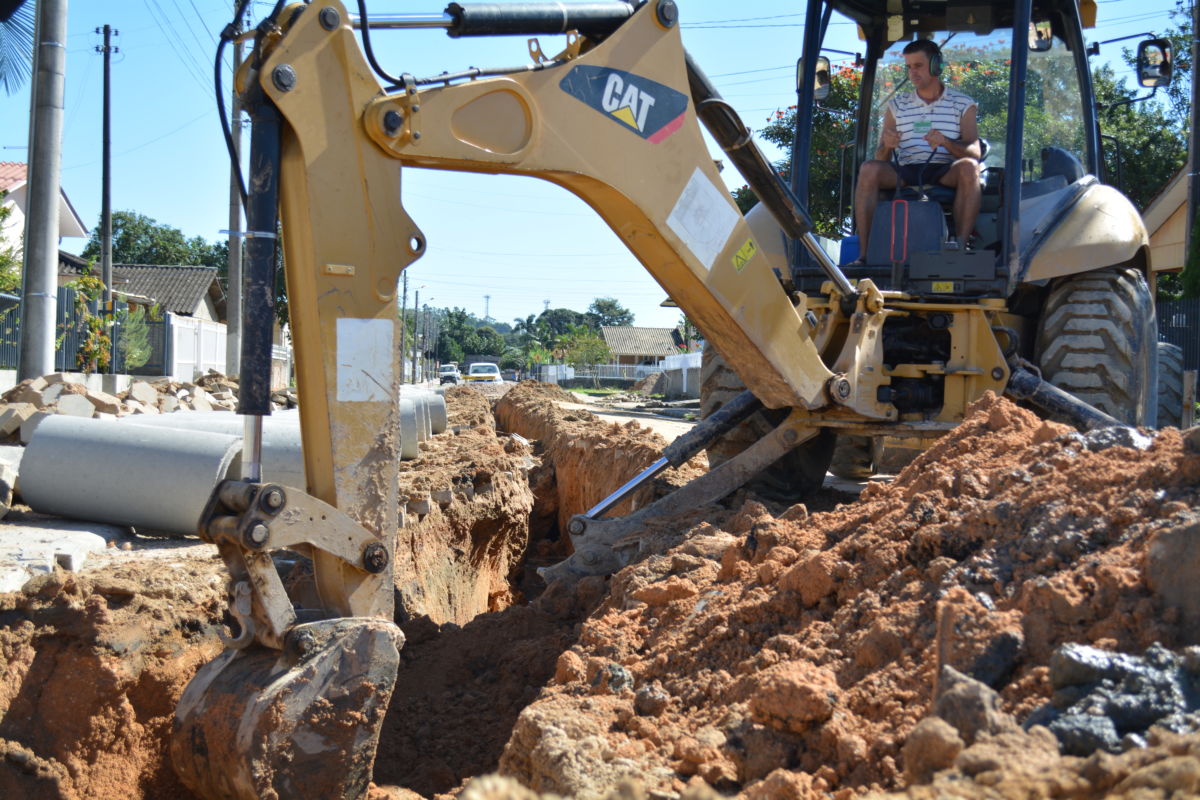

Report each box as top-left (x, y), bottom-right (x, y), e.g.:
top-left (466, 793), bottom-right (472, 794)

top-left (830, 0), bottom-right (1096, 38)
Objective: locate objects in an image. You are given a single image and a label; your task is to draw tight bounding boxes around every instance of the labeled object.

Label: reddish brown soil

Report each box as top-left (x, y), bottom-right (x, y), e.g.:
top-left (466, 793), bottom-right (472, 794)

top-left (0, 556), bottom-right (226, 799)
top-left (495, 381), bottom-right (707, 549)
top-left (489, 392), bottom-right (1200, 798)
top-left (4, 384), bottom-right (1200, 800)
top-left (394, 388), bottom-right (536, 624)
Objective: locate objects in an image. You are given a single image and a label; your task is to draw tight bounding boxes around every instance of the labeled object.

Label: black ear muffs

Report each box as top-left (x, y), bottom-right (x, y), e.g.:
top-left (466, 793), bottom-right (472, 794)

top-left (929, 46), bottom-right (944, 76)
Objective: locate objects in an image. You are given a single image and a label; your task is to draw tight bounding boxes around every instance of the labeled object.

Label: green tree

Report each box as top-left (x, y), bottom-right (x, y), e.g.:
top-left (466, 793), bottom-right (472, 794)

top-left (559, 323), bottom-right (611, 386)
top-left (1093, 65), bottom-right (1188, 210)
top-left (80, 210), bottom-right (227, 268)
top-left (0, 0), bottom-right (34, 96)
top-left (678, 313), bottom-right (701, 352)
top-left (586, 297), bottom-right (634, 328)
top-left (738, 62), bottom-right (861, 233)
top-left (463, 325), bottom-right (505, 356)
top-left (115, 305), bottom-right (151, 371)
top-left (537, 307), bottom-right (587, 337)
top-left (0, 190), bottom-right (20, 292)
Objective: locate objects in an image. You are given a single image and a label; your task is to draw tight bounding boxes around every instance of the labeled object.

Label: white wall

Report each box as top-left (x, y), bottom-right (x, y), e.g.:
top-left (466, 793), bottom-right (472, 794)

top-left (169, 313), bottom-right (226, 380)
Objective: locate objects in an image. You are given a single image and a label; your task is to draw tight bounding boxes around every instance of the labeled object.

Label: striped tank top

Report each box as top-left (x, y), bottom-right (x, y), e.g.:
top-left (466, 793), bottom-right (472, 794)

top-left (887, 86), bottom-right (976, 166)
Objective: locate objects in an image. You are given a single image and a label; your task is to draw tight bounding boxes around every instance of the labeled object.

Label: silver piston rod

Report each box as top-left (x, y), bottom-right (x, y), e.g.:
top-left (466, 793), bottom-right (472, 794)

top-left (579, 389), bottom-right (763, 524)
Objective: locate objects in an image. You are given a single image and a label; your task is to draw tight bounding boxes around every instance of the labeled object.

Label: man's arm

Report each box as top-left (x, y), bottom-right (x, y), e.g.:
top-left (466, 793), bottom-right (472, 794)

top-left (875, 109), bottom-right (901, 161)
top-left (925, 104), bottom-right (982, 161)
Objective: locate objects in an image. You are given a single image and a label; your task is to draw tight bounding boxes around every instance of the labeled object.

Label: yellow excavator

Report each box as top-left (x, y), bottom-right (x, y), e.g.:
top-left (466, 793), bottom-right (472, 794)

top-left (170, 1), bottom-right (1171, 796)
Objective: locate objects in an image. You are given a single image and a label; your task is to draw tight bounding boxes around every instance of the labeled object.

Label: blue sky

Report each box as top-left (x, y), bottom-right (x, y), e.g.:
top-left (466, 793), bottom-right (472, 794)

top-left (0, 0), bottom-right (1185, 328)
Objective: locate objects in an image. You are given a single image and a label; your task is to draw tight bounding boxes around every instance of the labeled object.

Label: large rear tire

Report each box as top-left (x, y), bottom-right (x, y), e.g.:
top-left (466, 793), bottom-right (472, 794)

top-left (1156, 341), bottom-right (1185, 428)
top-left (700, 348), bottom-right (834, 504)
top-left (1034, 267), bottom-right (1156, 427)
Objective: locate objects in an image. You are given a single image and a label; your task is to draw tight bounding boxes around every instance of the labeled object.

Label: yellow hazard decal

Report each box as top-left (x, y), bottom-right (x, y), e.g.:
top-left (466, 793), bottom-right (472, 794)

top-left (732, 239), bottom-right (758, 272)
top-left (931, 280), bottom-right (956, 293)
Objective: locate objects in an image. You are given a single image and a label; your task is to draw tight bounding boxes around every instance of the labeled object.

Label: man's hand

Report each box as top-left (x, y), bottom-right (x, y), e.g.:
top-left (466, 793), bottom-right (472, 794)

top-left (924, 129), bottom-right (950, 150)
top-left (881, 125), bottom-right (900, 151)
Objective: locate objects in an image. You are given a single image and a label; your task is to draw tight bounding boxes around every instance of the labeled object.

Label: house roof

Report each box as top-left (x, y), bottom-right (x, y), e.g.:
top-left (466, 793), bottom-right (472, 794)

top-left (600, 326), bottom-right (679, 357)
top-left (0, 162), bottom-right (26, 193)
top-left (59, 254), bottom-right (222, 316)
top-left (1, 161), bottom-right (89, 238)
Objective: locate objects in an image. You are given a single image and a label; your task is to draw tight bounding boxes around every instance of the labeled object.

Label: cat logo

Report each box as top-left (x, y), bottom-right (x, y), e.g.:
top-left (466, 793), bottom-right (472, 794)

top-left (559, 65), bottom-right (689, 143)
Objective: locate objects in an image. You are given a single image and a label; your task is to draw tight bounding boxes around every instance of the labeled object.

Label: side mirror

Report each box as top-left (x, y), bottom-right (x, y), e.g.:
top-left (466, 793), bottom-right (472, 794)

top-left (1136, 38), bottom-right (1172, 88)
top-left (1028, 20), bottom-right (1052, 52)
top-left (797, 55), bottom-right (832, 103)
top-left (814, 56), bottom-right (831, 102)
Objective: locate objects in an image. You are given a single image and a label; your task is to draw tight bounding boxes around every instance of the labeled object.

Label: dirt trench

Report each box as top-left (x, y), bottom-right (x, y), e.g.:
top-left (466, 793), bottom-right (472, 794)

top-left (3, 383), bottom-right (1200, 799)
top-left (0, 382), bottom-right (688, 798)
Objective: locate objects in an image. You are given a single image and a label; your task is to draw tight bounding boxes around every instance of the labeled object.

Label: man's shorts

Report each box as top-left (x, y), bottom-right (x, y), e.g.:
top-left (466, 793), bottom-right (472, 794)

top-left (894, 161), bottom-right (951, 188)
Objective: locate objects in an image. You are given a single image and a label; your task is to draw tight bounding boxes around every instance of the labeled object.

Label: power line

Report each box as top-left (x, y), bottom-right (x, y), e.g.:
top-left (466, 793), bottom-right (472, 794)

top-left (143, 0), bottom-right (210, 95)
top-left (61, 111), bottom-right (211, 170)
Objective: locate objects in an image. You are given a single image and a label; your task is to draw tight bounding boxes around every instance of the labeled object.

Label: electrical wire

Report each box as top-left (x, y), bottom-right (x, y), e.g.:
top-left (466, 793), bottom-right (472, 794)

top-left (215, 0), bottom-right (253, 207)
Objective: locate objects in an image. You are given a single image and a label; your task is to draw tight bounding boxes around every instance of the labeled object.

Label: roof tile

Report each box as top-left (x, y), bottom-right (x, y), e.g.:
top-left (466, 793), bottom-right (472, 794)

top-left (59, 257), bottom-right (220, 315)
top-left (600, 326), bottom-right (679, 357)
top-left (0, 162), bottom-right (27, 193)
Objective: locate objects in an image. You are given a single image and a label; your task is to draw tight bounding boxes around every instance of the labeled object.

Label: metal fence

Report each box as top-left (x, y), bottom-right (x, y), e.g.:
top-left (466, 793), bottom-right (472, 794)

top-left (574, 364), bottom-right (664, 381)
top-left (0, 290), bottom-right (170, 374)
top-left (0, 294), bottom-right (18, 369)
top-left (1157, 298), bottom-right (1200, 373)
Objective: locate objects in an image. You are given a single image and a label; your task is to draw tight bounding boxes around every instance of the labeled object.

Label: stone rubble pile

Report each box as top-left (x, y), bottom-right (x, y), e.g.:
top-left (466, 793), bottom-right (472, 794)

top-left (0, 371), bottom-right (298, 444)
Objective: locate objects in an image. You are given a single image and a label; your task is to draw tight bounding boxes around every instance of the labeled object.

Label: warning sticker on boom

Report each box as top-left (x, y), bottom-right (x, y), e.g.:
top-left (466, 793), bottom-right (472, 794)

top-left (559, 65), bottom-right (689, 143)
top-left (732, 239), bottom-right (758, 272)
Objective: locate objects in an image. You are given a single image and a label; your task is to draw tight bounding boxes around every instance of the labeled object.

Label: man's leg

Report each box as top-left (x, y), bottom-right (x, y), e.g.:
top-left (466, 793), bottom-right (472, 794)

top-left (941, 158), bottom-right (982, 244)
top-left (854, 160), bottom-right (898, 260)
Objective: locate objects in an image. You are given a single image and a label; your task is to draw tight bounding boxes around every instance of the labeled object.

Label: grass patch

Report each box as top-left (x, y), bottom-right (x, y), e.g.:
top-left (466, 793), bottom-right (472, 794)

top-left (574, 387), bottom-right (624, 397)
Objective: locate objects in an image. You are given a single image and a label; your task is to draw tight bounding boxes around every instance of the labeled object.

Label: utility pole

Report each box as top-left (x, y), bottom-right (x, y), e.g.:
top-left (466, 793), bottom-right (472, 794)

top-left (399, 271), bottom-right (407, 382)
top-left (96, 25), bottom-right (117, 310)
top-left (1187, 0), bottom-right (1200, 264)
top-left (19, 0), bottom-right (68, 380)
top-left (225, 2), bottom-right (245, 375)
top-left (427, 304), bottom-right (436, 381)
top-left (411, 289), bottom-right (419, 383)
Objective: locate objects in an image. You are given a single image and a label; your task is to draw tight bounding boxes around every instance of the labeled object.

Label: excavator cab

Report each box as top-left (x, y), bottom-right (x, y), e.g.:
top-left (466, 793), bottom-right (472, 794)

top-left (779, 0), bottom-right (1163, 450)
top-left (790, 0), bottom-right (1165, 301)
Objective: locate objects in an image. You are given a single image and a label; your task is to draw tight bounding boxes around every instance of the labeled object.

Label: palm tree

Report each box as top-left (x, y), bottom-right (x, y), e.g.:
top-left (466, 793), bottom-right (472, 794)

top-left (0, 0), bottom-right (35, 96)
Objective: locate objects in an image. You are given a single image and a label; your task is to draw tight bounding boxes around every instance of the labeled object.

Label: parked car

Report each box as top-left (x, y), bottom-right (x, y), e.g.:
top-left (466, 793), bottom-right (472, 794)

top-left (438, 364), bottom-right (461, 384)
top-left (463, 362), bottom-right (502, 383)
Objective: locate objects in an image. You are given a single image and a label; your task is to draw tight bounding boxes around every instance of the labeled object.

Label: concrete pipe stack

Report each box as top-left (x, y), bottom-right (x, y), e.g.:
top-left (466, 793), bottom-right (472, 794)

top-left (20, 415), bottom-right (243, 535)
top-left (18, 388), bottom-right (449, 535)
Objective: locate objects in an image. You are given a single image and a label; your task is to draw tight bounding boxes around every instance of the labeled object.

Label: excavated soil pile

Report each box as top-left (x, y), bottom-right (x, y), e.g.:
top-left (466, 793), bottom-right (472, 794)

top-left (487, 392), bottom-right (1200, 799)
top-left (6, 384), bottom-right (1200, 800)
top-left (0, 556), bottom-right (227, 799)
top-left (495, 381), bottom-right (706, 548)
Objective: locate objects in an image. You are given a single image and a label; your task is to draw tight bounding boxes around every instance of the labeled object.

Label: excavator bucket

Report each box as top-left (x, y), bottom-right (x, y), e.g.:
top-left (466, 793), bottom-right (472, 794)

top-left (171, 617), bottom-right (403, 800)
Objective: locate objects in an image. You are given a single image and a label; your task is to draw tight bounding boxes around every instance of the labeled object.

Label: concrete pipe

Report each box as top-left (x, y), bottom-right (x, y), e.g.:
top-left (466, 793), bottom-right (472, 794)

top-left (399, 398), bottom-right (420, 459)
top-left (424, 393), bottom-right (447, 433)
top-left (414, 396), bottom-right (429, 442)
top-left (21, 416), bottom-right (243, 535)
top-left (400, 388), bottom-right (447, 434)
top-left (117, 411), bottom-right (305, 487)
